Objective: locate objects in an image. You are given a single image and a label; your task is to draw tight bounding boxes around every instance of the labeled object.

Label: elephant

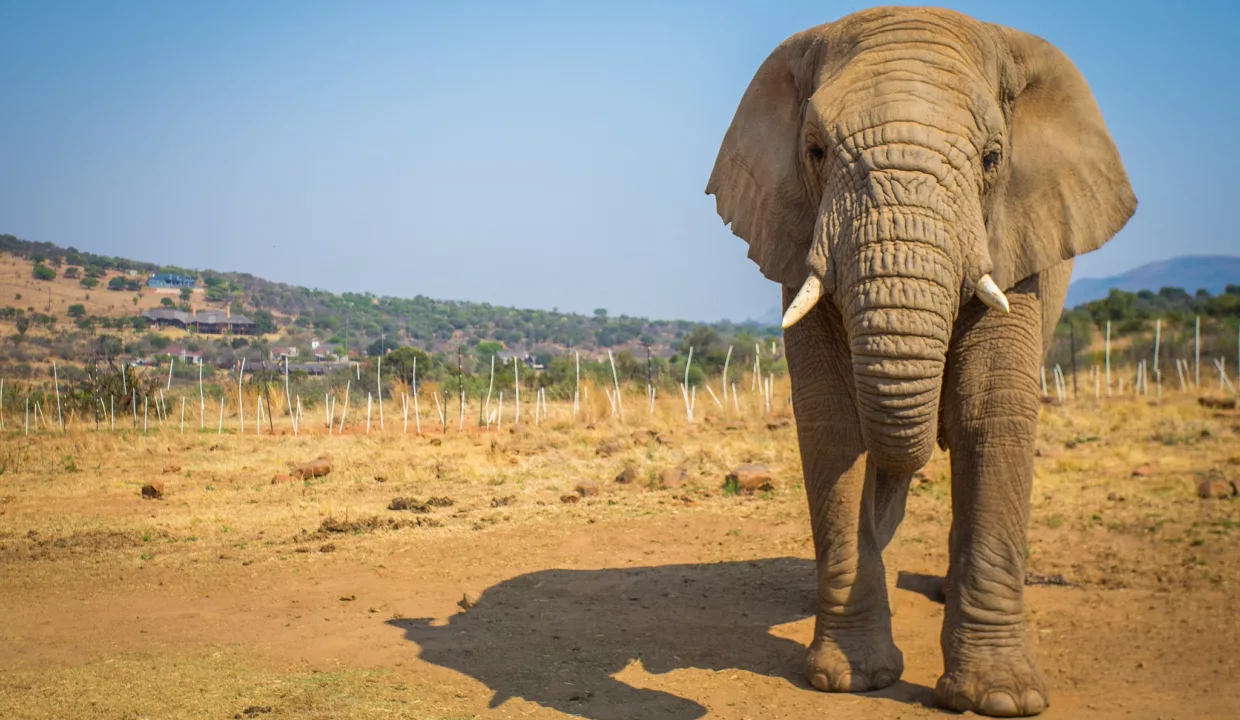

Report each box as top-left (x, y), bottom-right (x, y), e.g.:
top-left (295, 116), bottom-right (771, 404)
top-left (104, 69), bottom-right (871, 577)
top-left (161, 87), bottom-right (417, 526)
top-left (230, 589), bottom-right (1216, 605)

top-left (706, 6), bottom-right (1135, 717)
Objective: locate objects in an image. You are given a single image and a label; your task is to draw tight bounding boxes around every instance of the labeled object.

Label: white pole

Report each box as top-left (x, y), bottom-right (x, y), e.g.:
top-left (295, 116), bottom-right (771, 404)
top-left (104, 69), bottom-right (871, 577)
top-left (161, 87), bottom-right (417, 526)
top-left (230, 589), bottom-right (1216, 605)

top-left (1105, 321), bottom-right (1111, 397)
top-left (753, 343), bottom-right (761, 392)
top-left (1194, 315), bottom-right (1201, 387)
top-left (199, 363), bottom-right (205, 430)
top-left (167, 357), bottom-right (174, 390)
top-left (705, 384), bottom-right (723, 410)
top-left (218, 398), bottom-right (224, 434)
top-left (412, 355), bottom-right (420, 434)
top-left (402, 392), bottom-right (409, 434)
top-left (238, 358), bottom-right (246, 433)
top-left (486, 354), bottom-right (495, 417)
top-left (732, 382), bottom-right (739, 412)
top-left (1153, 318), bottom-right (1161, 389)
top-left (0, 378), bottom-right (4, 431)
top-left (285, 358), bottom-right (296, 434)
top-left (1041, 365), bottom-right (1047, 398)
top-left (25, 396), bottom-right (29, 435)
top-left (722, 345), bottom-right (732, 402)
top-left (52, 360), bottom-right (63, 430)
top-left (432, 391), bottom-right (445, 431)
top-left (144, 395), bottom-right (149, 432)
top-left (607, 349), bottom-right (623, 420)
top-left (377, 355), bottom-right (384, 431)
top-left (649, 385), bottom-right (656, 417)
top-left (339, 379), bottom-right (350, 433)
top-left (110, 394), bottom-right (115, 431)
top-left (1176, 358), bottom-right (1187, 392)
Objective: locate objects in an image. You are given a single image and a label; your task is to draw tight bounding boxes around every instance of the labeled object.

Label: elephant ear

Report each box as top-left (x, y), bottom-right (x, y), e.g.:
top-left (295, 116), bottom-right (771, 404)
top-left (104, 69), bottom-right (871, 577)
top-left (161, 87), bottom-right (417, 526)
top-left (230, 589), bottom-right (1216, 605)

top-left (986, 26), bottom-right (1137, 291)
top-left (705, 27), bottom-right (828, 288)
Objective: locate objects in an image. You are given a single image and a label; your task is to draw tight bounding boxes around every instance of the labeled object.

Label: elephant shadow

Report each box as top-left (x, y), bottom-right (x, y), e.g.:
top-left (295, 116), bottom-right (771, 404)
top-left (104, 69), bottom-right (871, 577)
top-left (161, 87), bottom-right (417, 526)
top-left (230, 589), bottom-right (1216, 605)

top-left (388, 558), bottom-right (933, 719)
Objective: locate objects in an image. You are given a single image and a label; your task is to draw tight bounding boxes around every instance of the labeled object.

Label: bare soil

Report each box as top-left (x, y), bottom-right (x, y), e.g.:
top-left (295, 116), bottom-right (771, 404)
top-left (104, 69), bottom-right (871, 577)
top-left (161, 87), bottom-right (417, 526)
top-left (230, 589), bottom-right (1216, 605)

top-left (1, 397), bottom-right (1237, 719)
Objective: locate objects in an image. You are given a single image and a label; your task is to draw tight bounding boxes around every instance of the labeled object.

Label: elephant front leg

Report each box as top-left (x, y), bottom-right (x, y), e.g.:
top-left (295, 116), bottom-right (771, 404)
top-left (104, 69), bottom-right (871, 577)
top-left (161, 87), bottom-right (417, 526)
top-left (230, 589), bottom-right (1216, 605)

top-left (784, 293), bottom-right (903, 693)
top-left (936, 279), bottom-right (1049, 717)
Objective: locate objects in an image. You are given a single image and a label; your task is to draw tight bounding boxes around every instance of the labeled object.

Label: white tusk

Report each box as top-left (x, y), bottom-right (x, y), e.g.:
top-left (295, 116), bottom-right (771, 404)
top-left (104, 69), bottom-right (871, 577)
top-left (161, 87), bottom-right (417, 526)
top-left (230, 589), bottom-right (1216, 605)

top-left (781, 274), bottom-right (824, 329)
top-left (976, 274), bottom-right (1010, 313)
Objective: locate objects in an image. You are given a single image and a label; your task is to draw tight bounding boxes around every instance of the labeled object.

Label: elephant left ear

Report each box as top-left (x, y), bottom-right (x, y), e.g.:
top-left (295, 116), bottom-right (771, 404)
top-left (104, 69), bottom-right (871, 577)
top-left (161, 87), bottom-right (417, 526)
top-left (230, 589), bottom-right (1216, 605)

top-left (985, 26), bottom-right (1138, 291)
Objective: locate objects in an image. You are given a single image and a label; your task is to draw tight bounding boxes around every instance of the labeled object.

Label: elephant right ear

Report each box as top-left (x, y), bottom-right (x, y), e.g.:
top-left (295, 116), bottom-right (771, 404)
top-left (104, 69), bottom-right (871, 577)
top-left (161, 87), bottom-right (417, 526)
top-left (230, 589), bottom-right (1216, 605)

top-left (705, 27), bottom-right (828, 289)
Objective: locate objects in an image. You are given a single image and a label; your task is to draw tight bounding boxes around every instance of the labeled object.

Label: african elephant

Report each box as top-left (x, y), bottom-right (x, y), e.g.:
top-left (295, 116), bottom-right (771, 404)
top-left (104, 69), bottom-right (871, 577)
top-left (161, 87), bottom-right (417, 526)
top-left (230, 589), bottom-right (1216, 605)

top-left (706, 7), bottom-right (1135, 717)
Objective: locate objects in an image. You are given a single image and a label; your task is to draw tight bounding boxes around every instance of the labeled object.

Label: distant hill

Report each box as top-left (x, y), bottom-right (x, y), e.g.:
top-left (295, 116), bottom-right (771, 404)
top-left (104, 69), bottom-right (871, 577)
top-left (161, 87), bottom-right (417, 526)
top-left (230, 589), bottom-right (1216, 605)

top-left (1067, 255), bottom-right (1240, 308)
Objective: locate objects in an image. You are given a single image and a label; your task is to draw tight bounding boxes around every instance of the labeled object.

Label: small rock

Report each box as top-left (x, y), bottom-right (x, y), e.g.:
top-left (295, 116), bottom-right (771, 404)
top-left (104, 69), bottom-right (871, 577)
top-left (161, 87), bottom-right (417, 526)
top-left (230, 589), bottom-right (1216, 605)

top-left (595, 439), bottom-right (627, 457)
top-left (1131, 464), bottom-right (1152, 478)
top-left (765, 419), bottom-right (790, 430)
top-left (560, 494), bottom-right (580, 504)
top-left (725, 464), bottom-right (774, 494)
top-left (490, 495), bottom-right (516, 507)
top-left (654, 433), bottom-right (673, 446)
top-left (271, 474), bottom-right (294, 485)
top-left (141, 482), bottom-right (165, 500)
top-left (458, 591), bottom-right (481, 611)
top-left (162, 464), bottom-right (180, 474)
top-left (615, 465), bottom-right (639, 484)
top-left (1232, 479), bottom-right (1240, 496)
top-left (659, 467), bottom-right (688, 489)
top-left (319, 543), bottom-right (336, 553)
top-left (576, 480), bottom-right (600, 497)
top-left (429, 438), bottom-right (442, 446)
top-left (1107, 491), bottom-right (1125, 501)
top-left (1197, 478), bottom-right (1233, 499)
top-left (339, 594), bottom-right (356, 602)
top-left (373, 475), bottom-right (387, 483)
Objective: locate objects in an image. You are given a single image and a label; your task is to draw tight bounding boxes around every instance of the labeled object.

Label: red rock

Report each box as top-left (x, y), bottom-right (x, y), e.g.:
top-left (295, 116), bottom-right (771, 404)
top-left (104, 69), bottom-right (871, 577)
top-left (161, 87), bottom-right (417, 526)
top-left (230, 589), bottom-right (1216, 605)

top-left (660, 467), bottom-right (688, 489)
top-left (725, 464), bottom-right (774, 494)
top-left (576, 480), bottom-right (600, 497)
top-left (1197, 478), bottom-right (1232, 499)
top-left (271, 474), bottom-right (294, 485)
top-left (615, 466), bottom-right (639, 484)
top-left (1131, 464), bottom-right (1152, 478)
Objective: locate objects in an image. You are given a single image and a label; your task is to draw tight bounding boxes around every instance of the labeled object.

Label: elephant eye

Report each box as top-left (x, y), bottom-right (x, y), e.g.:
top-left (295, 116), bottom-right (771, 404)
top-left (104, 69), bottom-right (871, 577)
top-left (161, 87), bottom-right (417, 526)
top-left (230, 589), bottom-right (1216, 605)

top-left (982, 148), bottom-right (1002, 173)
top-left (807, 144), bottom-right (825, 162)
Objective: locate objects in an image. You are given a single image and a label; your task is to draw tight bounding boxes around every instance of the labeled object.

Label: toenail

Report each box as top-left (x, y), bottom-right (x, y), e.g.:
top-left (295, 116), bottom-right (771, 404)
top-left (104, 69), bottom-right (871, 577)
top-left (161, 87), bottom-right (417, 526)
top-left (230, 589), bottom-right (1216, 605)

top-left (980, 691), bottom-right (1019, 716)
top-left (1021, 689), bottom-right (1047, 714)
top-left (809, 671), bottom-right (831, 691)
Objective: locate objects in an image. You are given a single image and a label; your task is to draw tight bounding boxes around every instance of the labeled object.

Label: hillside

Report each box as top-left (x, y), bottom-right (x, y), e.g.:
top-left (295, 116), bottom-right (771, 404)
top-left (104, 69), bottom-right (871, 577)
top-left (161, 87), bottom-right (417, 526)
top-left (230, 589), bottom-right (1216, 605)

top-left (1066, 255), bottom-right (1240, 307)
top-left (0, 233), bottom-right (781, 365)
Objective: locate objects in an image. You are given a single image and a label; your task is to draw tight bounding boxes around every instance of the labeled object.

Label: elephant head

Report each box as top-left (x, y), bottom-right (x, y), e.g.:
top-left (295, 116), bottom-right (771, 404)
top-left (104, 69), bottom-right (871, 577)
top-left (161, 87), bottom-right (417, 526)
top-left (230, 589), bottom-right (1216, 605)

top-left (707, 7), bottom-right (1135, 472)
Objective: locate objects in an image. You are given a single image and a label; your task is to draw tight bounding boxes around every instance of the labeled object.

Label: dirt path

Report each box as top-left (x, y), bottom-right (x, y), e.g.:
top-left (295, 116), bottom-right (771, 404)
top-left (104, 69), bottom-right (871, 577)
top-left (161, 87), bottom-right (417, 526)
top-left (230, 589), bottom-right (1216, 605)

top-left (2, 510), bottom-right (1236, 719)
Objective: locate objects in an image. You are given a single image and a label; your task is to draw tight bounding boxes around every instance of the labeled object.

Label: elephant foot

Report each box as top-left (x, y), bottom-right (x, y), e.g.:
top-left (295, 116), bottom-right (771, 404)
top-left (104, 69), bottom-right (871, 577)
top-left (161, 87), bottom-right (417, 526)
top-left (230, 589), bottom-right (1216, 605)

top-left (805, 630), bottom-right (904, 692)
top-left (935, 647), bottom-right (1049, 717)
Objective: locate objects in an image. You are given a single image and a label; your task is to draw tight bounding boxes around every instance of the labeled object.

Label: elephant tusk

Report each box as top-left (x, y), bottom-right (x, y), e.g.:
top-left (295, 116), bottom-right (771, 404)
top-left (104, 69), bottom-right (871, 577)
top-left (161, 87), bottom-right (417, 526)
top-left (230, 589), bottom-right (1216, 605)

top-left (976, 274), bottom-right (1010, 313)
top-left (781, 274), bottom-right (824, 329)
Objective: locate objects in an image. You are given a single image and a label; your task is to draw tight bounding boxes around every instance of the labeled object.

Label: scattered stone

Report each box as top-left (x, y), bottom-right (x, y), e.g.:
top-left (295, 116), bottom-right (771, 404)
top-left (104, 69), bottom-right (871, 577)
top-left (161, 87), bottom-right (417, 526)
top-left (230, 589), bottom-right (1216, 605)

top-left (319, 543), bottom-right (336, 553)
top-left (1197, 478), bottom-right (1234, 499)
top-left (235, 705), bottom-right (272, 718)
top-left (615, 465), bottom-right (639, 484)
top-left (659, 466), bottom-right (688, 489)
top-left (429, 438), bottom-right (442, 446)
top-left (1107, 491), bottom-right (1125, 501)
top-left (491, 495), bottom-right (517, 507)
top-left (766, 419), bottom-right (790, 431)
top-left (388, 497), bottom-right (432, 513)
top-left (458, 591), bottom-right (481, 611)
top-left (595, 439), bottom-right (627, 457)
top-left (654, 433), bottom-right (673, 446)
top-left (1131, 464), bottom-right (1152, 478)
top-left (724, 464), bottom-right (774, 494)
top-left (140, 482), bottom-right (165, 500)
top-left (271, 474), bottom-right (294, 485)
top-left (162, 464), bottom-right (180, 474)
top-left (339, 594), bottom-right (356, 602)
top-left (427, 496), bottom-right (454, 507)
top-left (373, 475), bottom-right (387, 483)
top-left (1198, 395), bottom-right (1239, 410)
top-left (1024, 572), bottom-right (1079, 587)
top-left (560, 494), bottom-right (580, 504)
top-left (290, 453), bottom-right (333, 480)
top-left (576, 480), bottom-right (600, 497)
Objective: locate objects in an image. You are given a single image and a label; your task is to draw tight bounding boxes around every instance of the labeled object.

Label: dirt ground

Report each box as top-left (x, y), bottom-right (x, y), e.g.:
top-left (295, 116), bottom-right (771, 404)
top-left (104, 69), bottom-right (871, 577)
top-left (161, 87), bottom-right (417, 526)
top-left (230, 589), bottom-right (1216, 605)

top-left (1, 395), bottom-right (1237, 719)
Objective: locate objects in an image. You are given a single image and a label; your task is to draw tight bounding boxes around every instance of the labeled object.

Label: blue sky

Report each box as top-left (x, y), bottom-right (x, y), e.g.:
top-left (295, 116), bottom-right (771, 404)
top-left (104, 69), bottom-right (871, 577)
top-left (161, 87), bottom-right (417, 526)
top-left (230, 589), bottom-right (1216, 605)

top-left (1, 1), bottom-right (1235, 322)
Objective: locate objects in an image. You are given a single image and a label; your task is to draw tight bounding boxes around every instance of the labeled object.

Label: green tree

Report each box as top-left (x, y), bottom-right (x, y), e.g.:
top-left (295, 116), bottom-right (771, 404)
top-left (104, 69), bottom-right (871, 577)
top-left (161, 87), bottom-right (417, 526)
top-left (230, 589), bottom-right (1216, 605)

top-left (79, 276), bottom-right (99, 289)
top-left (108, 276), bottom-right (126, 291)
top-left (67, 303), bottom-right (87, 318)
top-left (179, 287), bottom-right (193, 302)
top-left (15, 315), bottom-right (30, 337)
top-left (32, 263), bottom-right (56, 281)
top-left (252, 309), bottom-right (276, 334)
top-left (160, 297), bottom-right (176, 308)
top-left (63, 266), bottom-right (80, 279)
top-left (146, 333), bottom-right (171, 350)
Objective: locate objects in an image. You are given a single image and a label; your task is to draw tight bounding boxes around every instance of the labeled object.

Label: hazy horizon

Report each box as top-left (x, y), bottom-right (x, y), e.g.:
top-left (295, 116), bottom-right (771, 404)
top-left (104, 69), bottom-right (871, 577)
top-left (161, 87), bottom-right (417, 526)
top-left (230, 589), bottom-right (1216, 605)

top-left (2, 1), bottom-right (1236, 323)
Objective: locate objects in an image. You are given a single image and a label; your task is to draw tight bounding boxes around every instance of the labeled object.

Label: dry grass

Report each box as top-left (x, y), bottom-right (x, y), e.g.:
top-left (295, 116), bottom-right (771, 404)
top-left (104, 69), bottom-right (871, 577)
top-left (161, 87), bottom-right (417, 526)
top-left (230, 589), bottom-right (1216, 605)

top-left (0, 387), bottom-right (1237, 719)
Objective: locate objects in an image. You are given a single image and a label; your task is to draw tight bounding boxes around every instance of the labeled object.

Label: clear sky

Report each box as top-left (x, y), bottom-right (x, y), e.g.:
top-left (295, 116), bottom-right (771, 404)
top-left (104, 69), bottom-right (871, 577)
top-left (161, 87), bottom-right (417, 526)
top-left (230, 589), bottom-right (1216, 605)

top-left (1, 1), bottom-right (1235, 322)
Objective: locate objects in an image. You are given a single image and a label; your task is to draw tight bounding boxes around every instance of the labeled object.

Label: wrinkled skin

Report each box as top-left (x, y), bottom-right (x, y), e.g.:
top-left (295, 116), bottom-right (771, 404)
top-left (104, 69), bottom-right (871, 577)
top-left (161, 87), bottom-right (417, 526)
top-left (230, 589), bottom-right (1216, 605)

top-left (706, 7), bottom-right (1135, 717)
